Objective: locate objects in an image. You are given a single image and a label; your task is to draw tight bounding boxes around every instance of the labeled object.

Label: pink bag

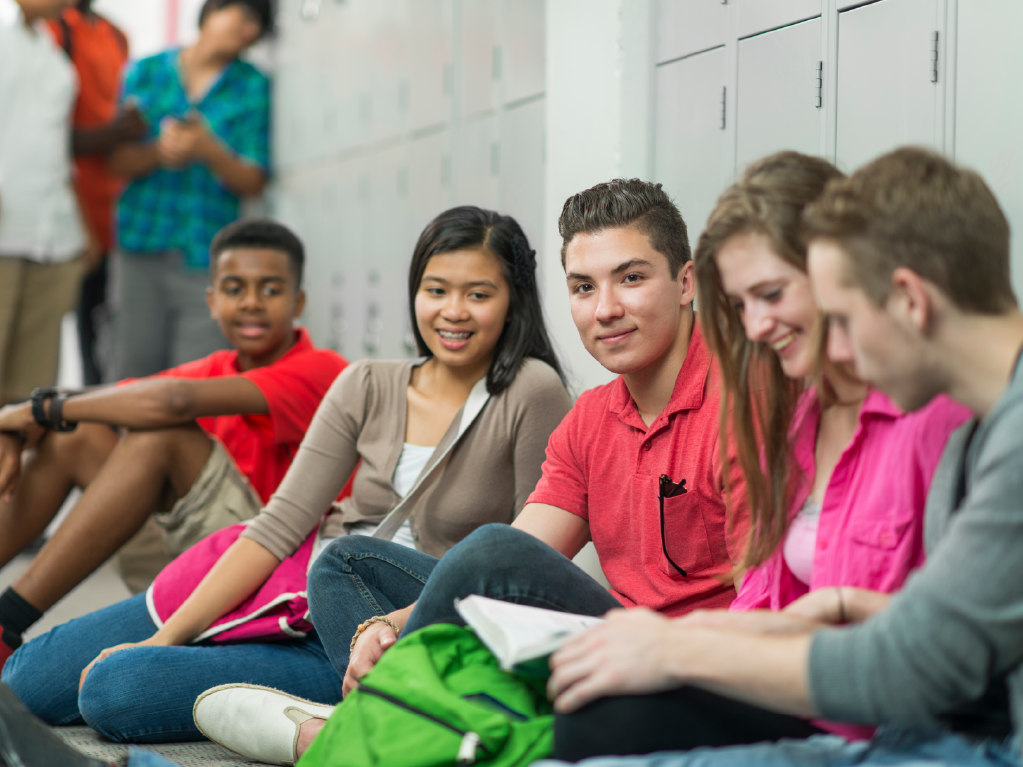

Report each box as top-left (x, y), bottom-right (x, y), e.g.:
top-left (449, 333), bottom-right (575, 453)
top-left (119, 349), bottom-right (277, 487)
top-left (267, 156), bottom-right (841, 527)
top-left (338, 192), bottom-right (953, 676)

top-left (146, 522), bottom-right (318, 643)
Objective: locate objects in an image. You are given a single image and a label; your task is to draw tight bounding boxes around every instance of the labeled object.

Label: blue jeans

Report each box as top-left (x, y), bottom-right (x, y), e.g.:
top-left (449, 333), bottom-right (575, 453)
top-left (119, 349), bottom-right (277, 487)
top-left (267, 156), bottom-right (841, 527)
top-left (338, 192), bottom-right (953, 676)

top-left (534, 725), bottom-right (1021, 767)
top-left (404, 524), bottom-right (620, 633)
top-left (307, 534), bottom-right (441, 680)
top-left (0, 593), bottom-right (342, 743)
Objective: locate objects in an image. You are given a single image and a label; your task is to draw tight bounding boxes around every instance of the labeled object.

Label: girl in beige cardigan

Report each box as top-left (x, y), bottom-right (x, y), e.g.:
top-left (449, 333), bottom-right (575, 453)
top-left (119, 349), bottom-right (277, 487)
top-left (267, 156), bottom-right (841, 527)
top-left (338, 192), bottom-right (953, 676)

top-left (15, 207), bottom-right (571, 750)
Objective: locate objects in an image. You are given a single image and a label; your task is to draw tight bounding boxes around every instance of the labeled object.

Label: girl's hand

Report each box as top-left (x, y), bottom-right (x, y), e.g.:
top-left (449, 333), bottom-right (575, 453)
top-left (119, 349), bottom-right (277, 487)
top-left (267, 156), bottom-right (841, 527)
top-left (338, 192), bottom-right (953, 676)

top-left (783, 587), bottom-right (892, 625)
top-left (79, 636), bottom-right (168, 691)
top-left (678, 608), bottom-right (821, 635)
top-left (342, 622), bottom-right (398, 697)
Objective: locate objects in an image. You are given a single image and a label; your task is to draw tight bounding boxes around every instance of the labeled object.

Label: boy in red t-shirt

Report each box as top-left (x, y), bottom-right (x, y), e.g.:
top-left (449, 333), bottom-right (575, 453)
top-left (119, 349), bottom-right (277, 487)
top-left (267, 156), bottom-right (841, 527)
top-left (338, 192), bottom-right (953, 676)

top-left (318, 180), bottom-right (751, 752)
top-left (0, 219), bottom-right (349, 669)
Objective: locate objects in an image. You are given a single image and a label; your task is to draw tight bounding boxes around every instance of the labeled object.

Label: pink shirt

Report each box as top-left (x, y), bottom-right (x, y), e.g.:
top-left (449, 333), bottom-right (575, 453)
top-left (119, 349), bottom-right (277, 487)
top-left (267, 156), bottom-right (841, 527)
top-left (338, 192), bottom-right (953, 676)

top-left (731, 388), bottom-right (971, 739)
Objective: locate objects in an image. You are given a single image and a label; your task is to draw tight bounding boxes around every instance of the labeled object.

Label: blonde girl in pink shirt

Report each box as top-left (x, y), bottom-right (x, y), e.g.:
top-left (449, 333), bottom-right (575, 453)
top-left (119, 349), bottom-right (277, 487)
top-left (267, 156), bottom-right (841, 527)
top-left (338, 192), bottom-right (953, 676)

top-left (694, 151), bottom-right (971, 738)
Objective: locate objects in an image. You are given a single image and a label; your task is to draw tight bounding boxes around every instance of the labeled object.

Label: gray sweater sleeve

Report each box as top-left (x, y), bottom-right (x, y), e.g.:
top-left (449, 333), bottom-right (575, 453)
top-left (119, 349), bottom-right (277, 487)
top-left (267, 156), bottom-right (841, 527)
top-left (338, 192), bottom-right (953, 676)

top-left (809, 401), bottom-right (1023, 725)
top-left (241, 361), bottom-right (369, 560)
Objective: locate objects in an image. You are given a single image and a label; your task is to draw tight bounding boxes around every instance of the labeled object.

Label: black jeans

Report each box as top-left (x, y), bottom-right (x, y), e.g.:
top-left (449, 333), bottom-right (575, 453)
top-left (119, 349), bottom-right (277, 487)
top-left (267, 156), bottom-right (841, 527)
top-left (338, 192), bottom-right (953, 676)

top-left (77, 256), bottom-right (108, 385)
top-left (554, 685), bottom-right (825, 762)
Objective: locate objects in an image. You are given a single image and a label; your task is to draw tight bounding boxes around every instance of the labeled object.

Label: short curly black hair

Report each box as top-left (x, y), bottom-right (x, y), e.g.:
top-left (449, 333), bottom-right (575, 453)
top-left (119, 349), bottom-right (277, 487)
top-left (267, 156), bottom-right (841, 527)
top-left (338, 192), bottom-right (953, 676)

top-left (199, 0), bottom-right (274, 37)
top-left (209, 218), bottom-right (304, 287)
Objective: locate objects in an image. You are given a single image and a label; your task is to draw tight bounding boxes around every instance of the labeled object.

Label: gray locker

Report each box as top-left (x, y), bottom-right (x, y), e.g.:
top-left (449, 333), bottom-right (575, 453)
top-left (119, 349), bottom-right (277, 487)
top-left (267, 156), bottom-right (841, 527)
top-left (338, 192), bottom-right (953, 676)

top-left (955, 0), bottom-right (1023, 300)
top-left (654, 47), bottom-right (729, 243)
top-left (736, 0), bottom-right (820, 39)
top-left (408, 0), bottom-right (454, 131)
top-left (657, 0), bottom-right (729, 64)
top-left (501, 98), bottom-right (546, 254)
top-left (454, 116), bottom-right (501, 211)
top-left (461, 0), bottom-right (500, 118)
top-left (409, 130), bottom-right (452, 240)
top-left (503, 0), bottom-right (545, 105)
top-left (835, 0), bottom-right (942, 173)
top-left (736, 17), bottom-right (822, 171)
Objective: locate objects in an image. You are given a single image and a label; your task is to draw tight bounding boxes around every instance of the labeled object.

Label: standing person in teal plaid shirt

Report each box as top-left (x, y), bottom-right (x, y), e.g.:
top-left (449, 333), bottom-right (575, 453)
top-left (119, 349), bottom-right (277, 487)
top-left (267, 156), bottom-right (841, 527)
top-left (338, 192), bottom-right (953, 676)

top-left (108, 0), bottom-right (272, 379)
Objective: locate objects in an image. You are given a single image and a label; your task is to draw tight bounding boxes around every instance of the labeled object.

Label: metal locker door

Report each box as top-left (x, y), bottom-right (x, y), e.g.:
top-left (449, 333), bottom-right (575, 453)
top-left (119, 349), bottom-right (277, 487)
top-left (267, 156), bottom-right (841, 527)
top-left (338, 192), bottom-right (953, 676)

top-left (500, 98), bottom-right (545, 256)
top-left (736, 16), bottom-right (823, 171)
top-left (835, 0), bottom-right (942, 173)
top-left (653, 46), bottom-right (729, 244)
top-left (371, 144), bottom-right (414, 359)
top-left (503, 0), bottom-right (545, 106)
top-left (955, 0), bottom-right (1023, 299)
top-left (409, 130), bottom-right (452, 246)
top-left (460, 0), bottom-right (500, 119)
top-left (657, 0), bottom-right (729, 64)
top-left (408, 0), bottom-right (454, 132)
top-left (736, 0), bottom-right (820, 39)
top-left (370, 0), bottom-right (411, 143)
top-left (333, 155), bottom-right (373, 360)
top-left (454, 115), bottom-right (501, 212)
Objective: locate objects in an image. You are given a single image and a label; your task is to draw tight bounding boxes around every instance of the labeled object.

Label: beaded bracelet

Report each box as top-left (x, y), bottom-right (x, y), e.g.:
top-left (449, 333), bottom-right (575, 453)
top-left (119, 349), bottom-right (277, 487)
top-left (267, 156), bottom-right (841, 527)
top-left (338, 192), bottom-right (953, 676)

top-left (350, 615), bottom-right (401, 653)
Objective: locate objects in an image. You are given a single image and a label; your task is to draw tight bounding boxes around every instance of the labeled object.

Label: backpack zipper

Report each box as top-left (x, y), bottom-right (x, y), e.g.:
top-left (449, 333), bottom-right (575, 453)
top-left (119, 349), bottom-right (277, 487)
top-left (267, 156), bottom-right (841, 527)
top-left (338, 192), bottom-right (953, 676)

top-left (357, 684), bottom-right (492, 761)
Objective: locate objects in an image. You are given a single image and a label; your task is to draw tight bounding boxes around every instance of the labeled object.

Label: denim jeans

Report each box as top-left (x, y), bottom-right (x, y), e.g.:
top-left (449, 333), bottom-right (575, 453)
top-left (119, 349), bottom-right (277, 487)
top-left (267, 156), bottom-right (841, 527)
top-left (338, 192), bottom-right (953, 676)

top-left (1, 593), bottom-right (342, 743)
top-left (533, 725), bottom-right (1022, 767)
top-left (403, 524), bottom-right (621, 633)
top-left (307, 534), bottom-right (441, 680)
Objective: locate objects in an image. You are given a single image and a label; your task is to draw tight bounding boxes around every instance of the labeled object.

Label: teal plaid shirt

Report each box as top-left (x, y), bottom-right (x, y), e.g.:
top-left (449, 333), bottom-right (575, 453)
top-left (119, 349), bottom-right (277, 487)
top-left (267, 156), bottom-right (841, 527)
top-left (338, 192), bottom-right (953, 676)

top-left (115, 50), bottom-right (270, 269)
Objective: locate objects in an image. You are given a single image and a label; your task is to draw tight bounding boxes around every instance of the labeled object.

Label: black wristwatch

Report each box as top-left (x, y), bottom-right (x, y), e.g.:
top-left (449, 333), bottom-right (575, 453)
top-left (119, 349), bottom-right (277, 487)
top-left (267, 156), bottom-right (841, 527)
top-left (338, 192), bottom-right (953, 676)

top-left (29, 388), bottom-right (78, 432)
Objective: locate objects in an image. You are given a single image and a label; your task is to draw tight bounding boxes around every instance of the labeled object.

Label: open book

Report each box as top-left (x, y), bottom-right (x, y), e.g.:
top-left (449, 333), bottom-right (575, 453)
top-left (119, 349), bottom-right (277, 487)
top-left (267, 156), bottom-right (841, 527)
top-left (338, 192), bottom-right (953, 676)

top-left (455, 595), bottom-right (605, 675)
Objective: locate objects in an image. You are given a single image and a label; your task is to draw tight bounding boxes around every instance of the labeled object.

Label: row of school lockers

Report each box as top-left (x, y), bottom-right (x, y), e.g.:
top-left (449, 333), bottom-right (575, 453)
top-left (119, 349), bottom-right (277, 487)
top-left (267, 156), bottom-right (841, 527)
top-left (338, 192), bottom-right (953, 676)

top-left (271, 0), bottom-right (1023, 363)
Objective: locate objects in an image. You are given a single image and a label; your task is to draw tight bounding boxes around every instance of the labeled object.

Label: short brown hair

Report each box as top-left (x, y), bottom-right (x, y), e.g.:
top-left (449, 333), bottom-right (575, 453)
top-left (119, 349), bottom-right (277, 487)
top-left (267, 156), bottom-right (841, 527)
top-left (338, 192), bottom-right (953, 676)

top-left (694, 152), bottom-right (844, 569)
top-left (558, 179), bottom-right (690, 277)
top-left (802, 146), bottom-right (1015, 314)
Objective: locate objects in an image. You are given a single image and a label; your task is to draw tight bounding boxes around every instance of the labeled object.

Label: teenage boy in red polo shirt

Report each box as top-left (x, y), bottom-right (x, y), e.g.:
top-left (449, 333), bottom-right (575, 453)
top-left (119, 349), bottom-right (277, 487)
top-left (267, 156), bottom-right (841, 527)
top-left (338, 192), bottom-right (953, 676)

top-left (0, 219), bottom-right (349, 670)
top-left (333, 178), bottom-right (749, 714)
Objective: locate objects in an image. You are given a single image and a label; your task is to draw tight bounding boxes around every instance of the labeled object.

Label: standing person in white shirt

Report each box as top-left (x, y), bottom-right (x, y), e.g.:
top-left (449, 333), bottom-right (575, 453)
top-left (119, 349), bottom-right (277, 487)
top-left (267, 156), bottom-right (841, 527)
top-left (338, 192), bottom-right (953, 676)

top-left (0, 0), bottom-right (92, 405)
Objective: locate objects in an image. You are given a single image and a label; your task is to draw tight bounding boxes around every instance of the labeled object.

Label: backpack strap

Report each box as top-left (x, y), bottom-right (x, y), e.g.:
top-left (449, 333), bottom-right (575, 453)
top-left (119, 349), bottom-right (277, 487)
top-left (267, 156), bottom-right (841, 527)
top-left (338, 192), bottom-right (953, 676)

top-left (372, 375), bottom-right (491, 542)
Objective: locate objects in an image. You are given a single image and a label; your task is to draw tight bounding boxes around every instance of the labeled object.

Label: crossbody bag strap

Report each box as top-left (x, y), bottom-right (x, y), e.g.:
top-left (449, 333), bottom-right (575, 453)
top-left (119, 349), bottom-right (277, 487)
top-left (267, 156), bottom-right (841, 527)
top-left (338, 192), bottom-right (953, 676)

top-left (371, 375), bottom-right (491, 542)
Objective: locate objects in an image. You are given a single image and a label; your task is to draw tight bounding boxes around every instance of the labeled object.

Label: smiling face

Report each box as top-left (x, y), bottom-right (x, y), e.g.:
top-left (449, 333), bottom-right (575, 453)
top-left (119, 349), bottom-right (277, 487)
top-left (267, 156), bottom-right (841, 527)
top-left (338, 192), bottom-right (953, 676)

top-left (414, 248), bottom-right (512, 376)
top-left (808, 239), bottom-right (939, 411)
top-left (200, 3), bottom-right (263, 57)
top-left (207, 247), bottom-right (305, 369)
top-left (716, 232), bottom-right (818, 380)
top-left (565, 226), bottom-right (693, 376)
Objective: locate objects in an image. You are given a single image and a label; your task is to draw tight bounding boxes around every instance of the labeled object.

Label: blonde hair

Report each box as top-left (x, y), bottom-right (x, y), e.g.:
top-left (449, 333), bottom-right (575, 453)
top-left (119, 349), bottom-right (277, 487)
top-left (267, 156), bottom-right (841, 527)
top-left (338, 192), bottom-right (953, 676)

top-left (695, 152), bottom-right (844, 569)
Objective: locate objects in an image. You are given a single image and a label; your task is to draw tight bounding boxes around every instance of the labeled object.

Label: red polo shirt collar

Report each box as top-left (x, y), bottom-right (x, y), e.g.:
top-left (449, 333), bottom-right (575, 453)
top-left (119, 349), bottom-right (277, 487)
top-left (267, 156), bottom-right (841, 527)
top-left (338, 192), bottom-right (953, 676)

top-left (607, 318), bottom-right (710, 433)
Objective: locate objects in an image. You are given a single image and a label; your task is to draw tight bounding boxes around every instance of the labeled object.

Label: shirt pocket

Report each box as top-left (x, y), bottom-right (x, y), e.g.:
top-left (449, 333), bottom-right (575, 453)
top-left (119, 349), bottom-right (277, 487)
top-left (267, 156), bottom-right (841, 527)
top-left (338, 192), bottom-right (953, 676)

top-left (846, 515), bottom-right (914, 550)
top-left (842, 513), bottom-right (921, 590)
top-left (656, 490), bottom-right (714, 579)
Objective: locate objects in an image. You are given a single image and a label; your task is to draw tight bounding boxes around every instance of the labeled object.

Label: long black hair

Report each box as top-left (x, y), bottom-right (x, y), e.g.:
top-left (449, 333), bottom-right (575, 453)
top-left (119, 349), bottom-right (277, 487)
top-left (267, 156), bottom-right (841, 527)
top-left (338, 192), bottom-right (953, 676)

top-left (407, 206), bottom-right (565, 396)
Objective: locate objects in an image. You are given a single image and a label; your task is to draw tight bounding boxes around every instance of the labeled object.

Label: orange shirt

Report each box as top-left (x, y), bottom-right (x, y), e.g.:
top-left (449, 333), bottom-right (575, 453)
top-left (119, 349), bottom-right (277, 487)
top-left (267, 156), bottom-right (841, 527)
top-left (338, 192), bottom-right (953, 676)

top-left (47, 9), bottom-right (129, 251)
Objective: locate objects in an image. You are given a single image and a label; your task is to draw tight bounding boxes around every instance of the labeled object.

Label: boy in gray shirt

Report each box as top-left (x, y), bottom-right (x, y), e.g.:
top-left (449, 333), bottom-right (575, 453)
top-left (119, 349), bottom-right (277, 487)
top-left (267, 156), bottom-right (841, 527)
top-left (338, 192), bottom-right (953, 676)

top-left (535, 147), bottom-right (1023, 767)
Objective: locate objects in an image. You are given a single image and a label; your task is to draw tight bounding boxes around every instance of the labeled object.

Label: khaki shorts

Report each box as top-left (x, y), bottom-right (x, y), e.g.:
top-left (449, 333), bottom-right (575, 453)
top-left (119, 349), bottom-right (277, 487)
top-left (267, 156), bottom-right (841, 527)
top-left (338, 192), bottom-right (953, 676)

top-left (114, 438), bottom-right (263, 593)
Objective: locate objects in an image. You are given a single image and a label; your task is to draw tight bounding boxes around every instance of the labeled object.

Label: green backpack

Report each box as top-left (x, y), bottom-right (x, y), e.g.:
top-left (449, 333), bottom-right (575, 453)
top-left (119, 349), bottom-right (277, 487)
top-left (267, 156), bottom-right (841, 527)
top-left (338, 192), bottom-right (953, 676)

top-left (298, 624), bottom-right (555, 767)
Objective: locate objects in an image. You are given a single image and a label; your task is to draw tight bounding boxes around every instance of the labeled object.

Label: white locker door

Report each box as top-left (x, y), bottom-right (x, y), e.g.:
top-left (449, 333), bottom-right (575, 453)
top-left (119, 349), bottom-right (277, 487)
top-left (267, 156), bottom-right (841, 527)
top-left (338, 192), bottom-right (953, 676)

top-left (736, 0), bottom-right (820, 39)
top-left (736, 17), bottom-right (822, 172)
top-left (409, 130), bottom-right (452, 244)
top-left (503, 0), bottom-right (545, 105)
top-left (501, 98), bottom-right (545, 254)
top-left (334, 155), bottom-right (373, 360)
top-left (454, 116), bottom-right (501, 212)
top-left (657, 0), bottom-right (728, 63)
top-left (835, 0), bottom-right (942, 173)
top-left (372, 144), bottom-right (414, 359)
top-left (460, 0), bottom-right (500, 118)
top-left (654, 47), bottom-right (729, 243)
top-left (955, 1), bottom-right (1023, 299)
top-left (408, 0), bottom-right (453, 132)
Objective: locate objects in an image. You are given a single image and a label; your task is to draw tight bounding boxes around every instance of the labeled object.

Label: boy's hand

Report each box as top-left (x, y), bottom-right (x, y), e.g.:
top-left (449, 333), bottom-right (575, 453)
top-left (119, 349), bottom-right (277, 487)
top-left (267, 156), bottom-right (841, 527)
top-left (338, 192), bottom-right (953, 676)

top-left (113, 105), bottom-right (148, 143)
top-left (342, 622), bottom-right (398, 697)
top-left (548, 608), bottom-right (679, 713)
top-left (157, 115), bottom-right (213, 168)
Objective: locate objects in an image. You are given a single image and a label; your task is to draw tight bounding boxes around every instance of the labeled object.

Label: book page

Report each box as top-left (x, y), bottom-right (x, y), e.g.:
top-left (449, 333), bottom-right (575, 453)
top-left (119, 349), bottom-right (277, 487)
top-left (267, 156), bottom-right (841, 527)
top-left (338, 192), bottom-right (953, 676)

top-left (456, 595), bottom-right (605, 671)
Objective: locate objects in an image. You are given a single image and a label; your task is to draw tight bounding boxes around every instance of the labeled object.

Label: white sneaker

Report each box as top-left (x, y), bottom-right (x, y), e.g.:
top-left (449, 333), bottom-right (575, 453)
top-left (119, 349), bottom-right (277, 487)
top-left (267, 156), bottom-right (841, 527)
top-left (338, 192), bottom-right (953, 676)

top-left (193, 683), bottom-right (336, 766)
